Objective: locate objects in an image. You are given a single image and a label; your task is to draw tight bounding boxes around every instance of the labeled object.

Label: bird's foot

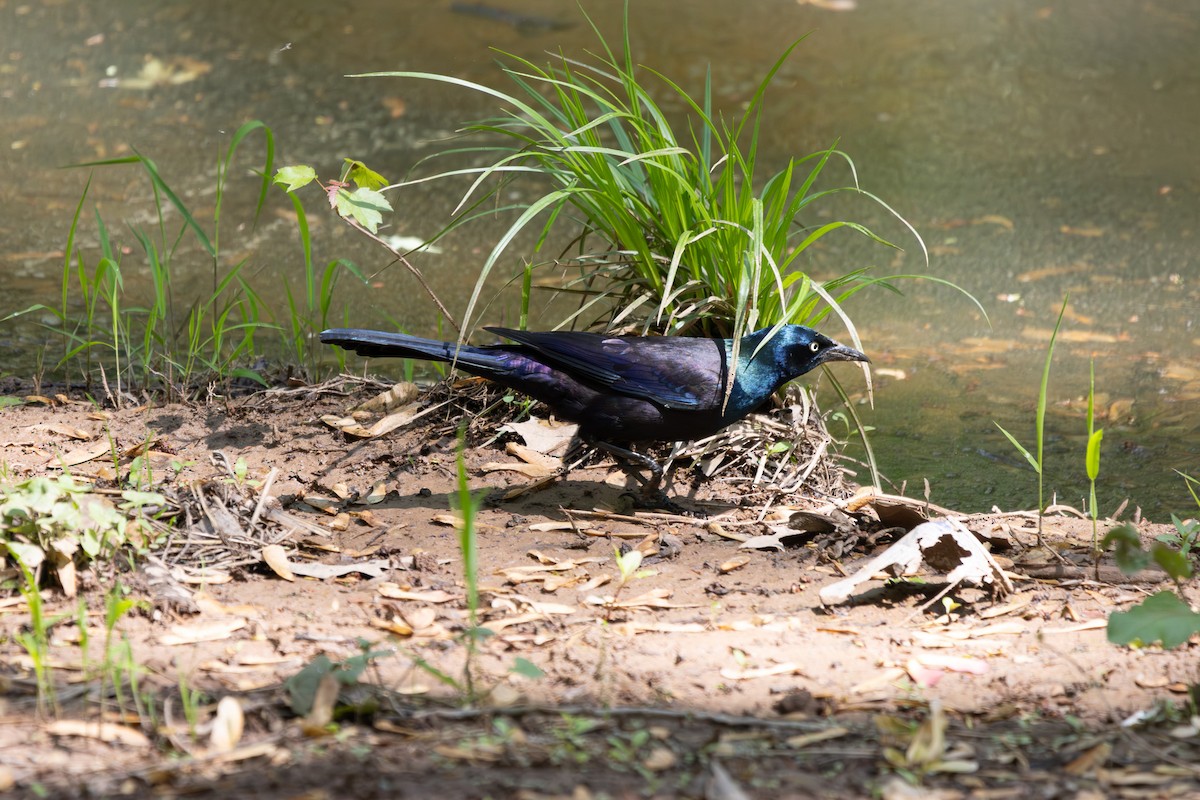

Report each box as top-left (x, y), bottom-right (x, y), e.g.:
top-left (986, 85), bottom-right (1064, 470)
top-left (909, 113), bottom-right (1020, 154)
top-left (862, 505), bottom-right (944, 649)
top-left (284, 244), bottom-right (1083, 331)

top-left (625, 490), bottom-right (707, 519)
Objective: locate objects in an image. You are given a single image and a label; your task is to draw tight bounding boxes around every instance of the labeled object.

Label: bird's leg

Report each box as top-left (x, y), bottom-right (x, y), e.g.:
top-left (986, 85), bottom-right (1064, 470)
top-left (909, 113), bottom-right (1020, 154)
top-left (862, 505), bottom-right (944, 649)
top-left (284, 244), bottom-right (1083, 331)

top-left (591, 440), bottom-right (663, 493)
top-left (588, 440), bottom-right (704, 516)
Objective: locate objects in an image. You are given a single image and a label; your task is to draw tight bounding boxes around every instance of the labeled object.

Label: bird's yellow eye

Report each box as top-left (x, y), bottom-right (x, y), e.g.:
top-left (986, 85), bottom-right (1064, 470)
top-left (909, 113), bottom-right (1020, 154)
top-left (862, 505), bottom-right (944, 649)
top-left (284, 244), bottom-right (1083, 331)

top-left (809, 342), bottom-right (820, 353)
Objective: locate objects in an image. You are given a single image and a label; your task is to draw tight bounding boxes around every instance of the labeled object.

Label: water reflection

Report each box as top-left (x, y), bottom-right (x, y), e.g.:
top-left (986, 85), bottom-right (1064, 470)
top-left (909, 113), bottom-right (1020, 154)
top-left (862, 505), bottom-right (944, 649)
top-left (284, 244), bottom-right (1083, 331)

top-left (1, 0), bottom-right (1196, 517)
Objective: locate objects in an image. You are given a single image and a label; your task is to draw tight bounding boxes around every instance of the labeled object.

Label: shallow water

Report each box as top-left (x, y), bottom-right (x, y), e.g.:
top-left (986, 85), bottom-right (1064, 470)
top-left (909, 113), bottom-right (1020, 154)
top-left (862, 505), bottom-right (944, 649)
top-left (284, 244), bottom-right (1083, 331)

top-left (1, 0), bottom-right (1197, 518)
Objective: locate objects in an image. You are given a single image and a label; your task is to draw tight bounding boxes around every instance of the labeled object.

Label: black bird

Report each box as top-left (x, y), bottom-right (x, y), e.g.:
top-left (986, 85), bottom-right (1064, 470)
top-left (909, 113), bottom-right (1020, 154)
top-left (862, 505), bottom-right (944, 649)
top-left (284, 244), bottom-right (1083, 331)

top-left (320, 325), bottom-right (868, 505)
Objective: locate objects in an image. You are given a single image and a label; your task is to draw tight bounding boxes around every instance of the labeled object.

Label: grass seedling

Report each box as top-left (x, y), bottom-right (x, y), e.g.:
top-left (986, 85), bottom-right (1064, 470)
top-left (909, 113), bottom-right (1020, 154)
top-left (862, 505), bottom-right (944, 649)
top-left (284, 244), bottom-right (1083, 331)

top-left (100, 583), bottom-right (143, 722)
top-left (451, 426), bottom-right (491, 700)
top-left (994, 296), bottom-right (1068, 545)
top-left (1085, 358), bottom-right (1104, 557)
top-left (277, 181), bottom-right (367, 377)
top-left (0, 121), bottom-right (373, 397)
top-left (64, 125), bottom-right (277, 395)
top-left (177, 669), bottom-right (206, 739)
top-left (11, 552), bottom-right (60, 714)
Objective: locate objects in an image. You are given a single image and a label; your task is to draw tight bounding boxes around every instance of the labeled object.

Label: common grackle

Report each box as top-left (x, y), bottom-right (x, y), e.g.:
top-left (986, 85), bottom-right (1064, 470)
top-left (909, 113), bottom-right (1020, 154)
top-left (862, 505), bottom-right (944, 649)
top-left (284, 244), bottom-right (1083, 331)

top-left (320, 325), bottom-right (868, 505)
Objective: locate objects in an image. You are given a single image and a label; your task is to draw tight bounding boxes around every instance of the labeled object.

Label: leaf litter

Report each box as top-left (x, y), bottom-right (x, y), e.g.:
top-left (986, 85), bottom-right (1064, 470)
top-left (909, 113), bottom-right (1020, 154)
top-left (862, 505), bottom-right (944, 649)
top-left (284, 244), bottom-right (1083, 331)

top-left (1, 381), bottom-right (1199, 797)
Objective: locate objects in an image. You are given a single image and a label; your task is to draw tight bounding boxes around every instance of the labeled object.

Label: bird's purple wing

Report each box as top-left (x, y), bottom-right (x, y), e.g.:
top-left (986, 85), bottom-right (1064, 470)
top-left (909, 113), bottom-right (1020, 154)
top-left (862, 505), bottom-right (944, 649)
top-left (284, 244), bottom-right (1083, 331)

top-left (486, 327), bottom-right (726, 410)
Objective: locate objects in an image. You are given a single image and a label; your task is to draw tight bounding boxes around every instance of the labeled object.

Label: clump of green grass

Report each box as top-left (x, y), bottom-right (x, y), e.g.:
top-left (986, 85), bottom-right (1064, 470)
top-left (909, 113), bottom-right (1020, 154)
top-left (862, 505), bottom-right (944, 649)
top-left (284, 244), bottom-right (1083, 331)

top-left (347, 2), bottom-right (979, 349)
top-left (265, 3), bottom-right (981, 492)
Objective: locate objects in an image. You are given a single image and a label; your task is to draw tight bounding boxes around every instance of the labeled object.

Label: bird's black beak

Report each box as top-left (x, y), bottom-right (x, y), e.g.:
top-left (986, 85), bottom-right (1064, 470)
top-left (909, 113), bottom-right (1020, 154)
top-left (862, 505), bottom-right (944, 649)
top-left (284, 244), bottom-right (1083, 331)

top-left (823, 342), bottom-right (870, 364)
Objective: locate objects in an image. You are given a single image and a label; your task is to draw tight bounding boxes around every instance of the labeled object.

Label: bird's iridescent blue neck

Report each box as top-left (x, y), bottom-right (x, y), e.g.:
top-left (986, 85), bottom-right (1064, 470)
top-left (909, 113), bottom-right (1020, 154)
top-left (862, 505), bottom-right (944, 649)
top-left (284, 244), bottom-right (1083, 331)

top-left (720, 329), bottom-right (790, 422)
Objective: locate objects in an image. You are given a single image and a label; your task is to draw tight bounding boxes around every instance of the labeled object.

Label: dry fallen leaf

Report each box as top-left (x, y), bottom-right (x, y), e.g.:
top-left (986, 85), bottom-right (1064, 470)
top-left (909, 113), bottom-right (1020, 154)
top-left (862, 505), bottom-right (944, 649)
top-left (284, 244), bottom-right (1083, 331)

top-left (210, 696), bottom-right (245, 753)
top-left (480, 461), bottom-right (556, 478)
top-left (376, 584), bottom-right (460, 603)
top-left (43, 423), bottom-right (93, 440)
top-left (506, 441), bottom-right (562, 470)
top-left (261, 545), bottom-right (296, 582)
top-left (175, 567), bottom-right (232, 585)
top-left (1060, 225), bottom-right (1105, 237)
top-left (48, 442), bottom-right (109, 467)
top-left (499, 474), bottom-right (560, 500)
top-left (1016, 262), bottom-right (1090, 283)
top-left (303, 673), bottom-right (340, 734)
top-left (45, 720), bottom-right (151, 748)
top-left (1041, 619), bottom-right (1107, 635)
top-left (499, 417), bottom-right (578, 454)
top-left (1063, 741), bottom-right (1112, 776)
top-left (351, 382), bottom-right (419, 413)
top-left (281, 559), bottom-right (392, 580)
top-left (403, 606), bottom-right (438, 630)
top-left (718, 555), bottom-right (751, 574)
top-left (586, 587), bottom-right (698, 610)
top-left (973, 214), bottom-right (1014, 231)
top-left (642, 746), bottom-right (677, 772)
top-left (160, 617), bottom-right (246, 646)
top-left (55, 558), bottom-right (77, 599)
top-left (720, 662), bottom-right (803, 681)
top-left (1021, 326), bottom-right (1123, 345)
top-left (610, 621), bottom-right (706, 635)
top-left (850, 667), bottom-right (908, 695)
top-left (372, 615), bottom-right (414, 636)
top-left (820, 519), bottom-right (1013, 606)
top-left (786, 726), bottom-right (851, 749)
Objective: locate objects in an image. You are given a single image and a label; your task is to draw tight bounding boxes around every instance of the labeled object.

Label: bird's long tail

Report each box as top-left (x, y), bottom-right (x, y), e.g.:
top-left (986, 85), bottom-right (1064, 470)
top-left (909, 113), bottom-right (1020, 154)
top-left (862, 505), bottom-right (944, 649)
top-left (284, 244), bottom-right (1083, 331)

top-left (319, 328), bottom-right (503, 373)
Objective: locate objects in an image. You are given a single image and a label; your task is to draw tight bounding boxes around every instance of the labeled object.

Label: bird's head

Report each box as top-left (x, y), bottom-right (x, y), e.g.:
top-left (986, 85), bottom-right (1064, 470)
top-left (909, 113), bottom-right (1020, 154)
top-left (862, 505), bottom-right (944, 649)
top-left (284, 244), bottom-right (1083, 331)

top-left (770, 325), bottom-right (870, 379)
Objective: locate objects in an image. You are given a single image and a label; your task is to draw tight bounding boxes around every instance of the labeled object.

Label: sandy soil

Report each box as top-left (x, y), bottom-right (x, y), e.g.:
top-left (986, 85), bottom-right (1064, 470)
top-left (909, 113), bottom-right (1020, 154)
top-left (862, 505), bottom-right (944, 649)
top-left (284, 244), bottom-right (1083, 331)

top-left (1, 378), bottom-right (1197, 799)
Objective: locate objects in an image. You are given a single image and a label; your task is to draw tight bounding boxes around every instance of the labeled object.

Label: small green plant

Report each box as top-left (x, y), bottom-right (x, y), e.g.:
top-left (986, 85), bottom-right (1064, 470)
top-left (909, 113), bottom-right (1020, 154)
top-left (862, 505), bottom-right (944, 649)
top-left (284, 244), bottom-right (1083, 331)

top-left (274, 161), bottom-right (371, 374)
top-left (1104, 523), bottom-right (1200, 649)
top-left (46, 123), bottom-right (277, 396)
top-left (1157, 515), bottom-right (1200, 559)
top-left (1084, 359), bottom-right (1104, 554)
top-left (11, 552), bottom-right (62, 713)
top-left (601, 545), bottom-right (656, 622)
top-left (4, 121), bottom-right (368, 395)
top-left (1, 475), bottom-right (165, 584)
top-left (285, 641), bottom-right (390, 721)
top-left (99, 584), bottom-right (151, 725)
top-left (451, 426), bottom-right (491, 698)
top-left (605, 726), bottom-right (655, 780)
top-left (1164, 470), bottom-right (1200, 560)
top-left (994, 296), bottom-right (1068, 544)
top-left (273, 160), bottom-right (453, 336)
top-left (548, 713), bottom-right (603, 766)
top-left (177, 669), bottom-right (207, 739)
